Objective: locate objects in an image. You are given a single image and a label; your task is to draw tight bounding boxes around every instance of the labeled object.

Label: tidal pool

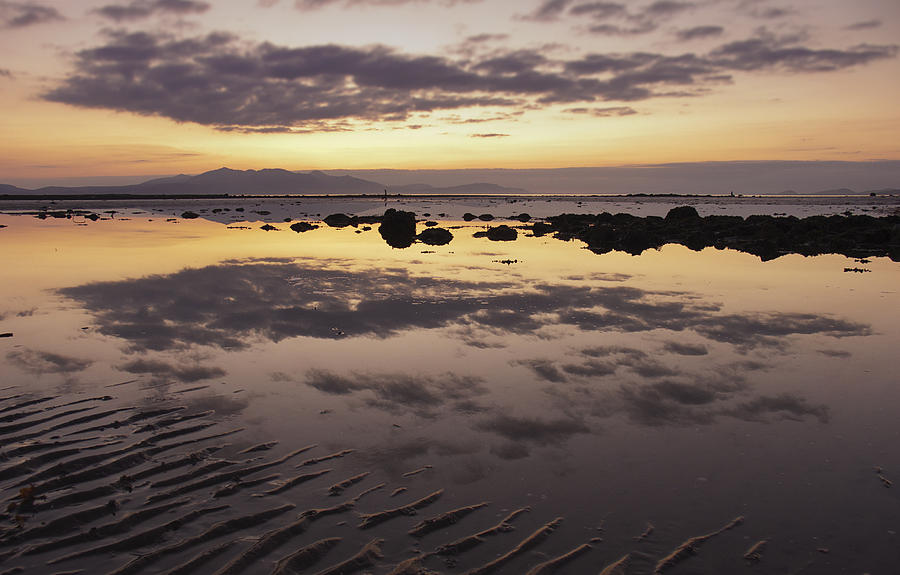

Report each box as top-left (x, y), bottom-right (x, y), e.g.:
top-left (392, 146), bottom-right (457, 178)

top-left (0, 210), bottom-right (897, 574)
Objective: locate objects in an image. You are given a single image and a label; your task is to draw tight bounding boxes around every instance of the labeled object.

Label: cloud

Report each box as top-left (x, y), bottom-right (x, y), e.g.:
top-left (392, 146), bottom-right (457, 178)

top-left (7, 349), bottom-right (92, 374)
top-left (725, 393), bottom-right (830, 424)
top-left (0, 68), bottom-right (12, 79)
top-left (292, 0), bottom-right (482, 9)
top-left (676, 25), bottom-right (724, 41)
top-left (44, 28), bottom-right (897, 131)
top-left (662, 341), bottom-right (708, 355)
top-left (845, 19), bottom-right (881, 31)
top-left (95, 0), bottom-right (210, 21)
top-left (563, 106), bottom-right (637, 116)
top-left (470, 133), bottom-right (509, 138)
top-left (0, 1), bottom-right (63, 28)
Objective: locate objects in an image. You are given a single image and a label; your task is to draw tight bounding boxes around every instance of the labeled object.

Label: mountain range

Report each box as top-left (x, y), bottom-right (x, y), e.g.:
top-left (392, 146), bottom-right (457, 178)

top-left (0, 168), bottom-right (526, 196)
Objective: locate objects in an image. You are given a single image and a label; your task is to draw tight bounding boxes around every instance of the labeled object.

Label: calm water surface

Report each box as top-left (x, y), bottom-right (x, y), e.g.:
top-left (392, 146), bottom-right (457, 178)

top-left (0, 212), bottom-right (897, 574)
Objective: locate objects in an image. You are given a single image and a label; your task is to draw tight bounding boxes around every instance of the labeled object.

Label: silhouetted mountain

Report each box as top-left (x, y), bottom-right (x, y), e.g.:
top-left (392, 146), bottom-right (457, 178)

top-left (0, 168), bottom-right (386, 196)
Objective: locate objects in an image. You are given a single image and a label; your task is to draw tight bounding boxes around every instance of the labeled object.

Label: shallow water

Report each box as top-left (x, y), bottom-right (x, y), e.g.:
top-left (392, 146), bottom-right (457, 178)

top-left (1, 209), bottom-right (898, 574)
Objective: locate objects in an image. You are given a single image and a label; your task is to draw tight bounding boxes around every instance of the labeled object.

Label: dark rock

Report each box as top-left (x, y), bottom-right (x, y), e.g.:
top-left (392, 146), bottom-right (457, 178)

top-left (512, 213), bottom-right (531, 222)
top-left (290, 222), bottom-right (318, 233)
top-left (236, 207), bottom-right (244, 212)
top-left (485, 225), bottom-right (518, 241)
top-left (424, 221), bottom-right (438, 227)
top-left (379, 208), bottom-right (417, 248)
top-left (418, 227), bottom-right (454, 246)
top-left (260, 224), bottom-right (279, 231)
top-left (181, 211), bottom-right (199, 219)
top-left (665, 206), bottom-right (700, 221)
top-left (463, 213), bottom-right (477, 221)
top-left (478, 214), bottom-right (495, 221)
top-left (86, 213), bottom-right (99, 221)
top-left (531, 222), bottom-right (555, 236)
top-left (256, 210), bottom-right (271, 215)
top-left (324, 213), bottom-right (355, 227)
top-left (0, 333), bottom-right (12, 338)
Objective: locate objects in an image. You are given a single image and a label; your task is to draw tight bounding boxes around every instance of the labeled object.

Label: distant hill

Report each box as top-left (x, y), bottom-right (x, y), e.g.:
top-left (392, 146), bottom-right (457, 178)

top-left (0, 168), bottom-right (527, 196)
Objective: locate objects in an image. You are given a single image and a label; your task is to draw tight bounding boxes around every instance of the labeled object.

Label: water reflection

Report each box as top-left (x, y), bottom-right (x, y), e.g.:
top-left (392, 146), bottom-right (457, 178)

top-left (51, 257), bottom-right (869, 441)
top-left (59, 259), bottom-right (869, 354)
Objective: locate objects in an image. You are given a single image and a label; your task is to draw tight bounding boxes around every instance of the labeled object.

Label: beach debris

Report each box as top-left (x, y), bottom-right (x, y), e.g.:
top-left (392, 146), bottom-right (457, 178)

top-left (358, 489), bottom-right (444, 529)
top-left (653, 516), bottom-right (744, 574)
top-left (743, 539), bottom-right (768, 563)
top-left (462, 517), bottom-right (563, 575)
top-left (524, 542), bottom-right (593, 575)
top-left (408, 502), bottom-right (490, 537)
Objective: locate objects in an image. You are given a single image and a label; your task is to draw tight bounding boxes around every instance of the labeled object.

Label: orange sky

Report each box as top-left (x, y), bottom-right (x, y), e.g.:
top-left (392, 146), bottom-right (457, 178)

top-left (1, 0), bottom-right (899, 186)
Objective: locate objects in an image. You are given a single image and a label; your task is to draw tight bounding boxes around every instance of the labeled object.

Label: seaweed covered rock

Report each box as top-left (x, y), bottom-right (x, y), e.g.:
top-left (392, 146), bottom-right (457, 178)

top-left (665, 205), bottom-right (700, 221)
top-left (418, 227), bottom-right (454, 246)
top-left (379, 208), bottom-right (417, 248)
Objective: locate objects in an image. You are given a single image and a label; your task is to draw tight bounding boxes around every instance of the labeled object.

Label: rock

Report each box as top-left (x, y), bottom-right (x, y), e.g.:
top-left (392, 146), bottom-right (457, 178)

top-left (512, 213), bottom-right (531, 222)
top-left (379, 209), bottom-right (417, 248)
top-left (260, 224), bottom-right (279, 231)
top-left (290, 222), bottom-right (319, 233)
top-left (485, 225), bottom-right (518, 241)
top-left (424, 221), bottom-right (438, 227)
top-left (0, 333), bottom-right (13, 338)
top-left (324, 213), bottom-right (355, 227)
top-left (463, 213), bottom-right (477, 221)
top-left (418, 227), bottom-right (454, 246)
top-left (665, 206), bottom-right (700, 221)
top-left (532, 222), bottom-right (554, 236)
top-left (478, 213), bottom-right (495, 221)
top-left (181, 211), bottom-right (199, 219)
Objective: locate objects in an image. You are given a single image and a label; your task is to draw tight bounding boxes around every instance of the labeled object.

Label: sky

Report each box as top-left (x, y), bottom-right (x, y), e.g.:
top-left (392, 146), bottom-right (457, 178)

top-left (1, 0), bottom-right (899, 186)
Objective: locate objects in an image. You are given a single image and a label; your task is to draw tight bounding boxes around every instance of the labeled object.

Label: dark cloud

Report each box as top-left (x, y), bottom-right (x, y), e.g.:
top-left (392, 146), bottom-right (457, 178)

top-left (118, 358), bottom-right (226, 382)
top-left (523, 0), bottom-right (578, 21)
top-left (693, 312), bottom-right (871, 350)
top-left (0, 1), bottom-right (63, 28)
top-left (95, 0), bottom-right (210, 21)
top-left (0, 68), bottom-right (13, 79)
top-left (564, 106), bottom-right (637, 116)
top-left (676, 25), bottom-right (724, 41)
top-left (515, 359), bottom-right (568, 383)
top-left (470, 133), bottom-right (510, 138)
top-left (662, 341), bottom-right (708, 356)
top-left (6, 349), bottom-right (92, 374)
top-left (845, 19), bottom-right (881, 31)
top-left (44, 28), bottom-right (897, 131)
top-left (476, 414), bottom-right (590, 445)
top-left (292, 0), bottom-right (482, 9)
top-left (710, 37), bottom-right (898, 72)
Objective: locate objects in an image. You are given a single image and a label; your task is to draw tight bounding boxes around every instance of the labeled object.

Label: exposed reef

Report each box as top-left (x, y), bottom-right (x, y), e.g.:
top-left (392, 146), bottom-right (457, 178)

top-left (532, 207), bottom-right (900, 260)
